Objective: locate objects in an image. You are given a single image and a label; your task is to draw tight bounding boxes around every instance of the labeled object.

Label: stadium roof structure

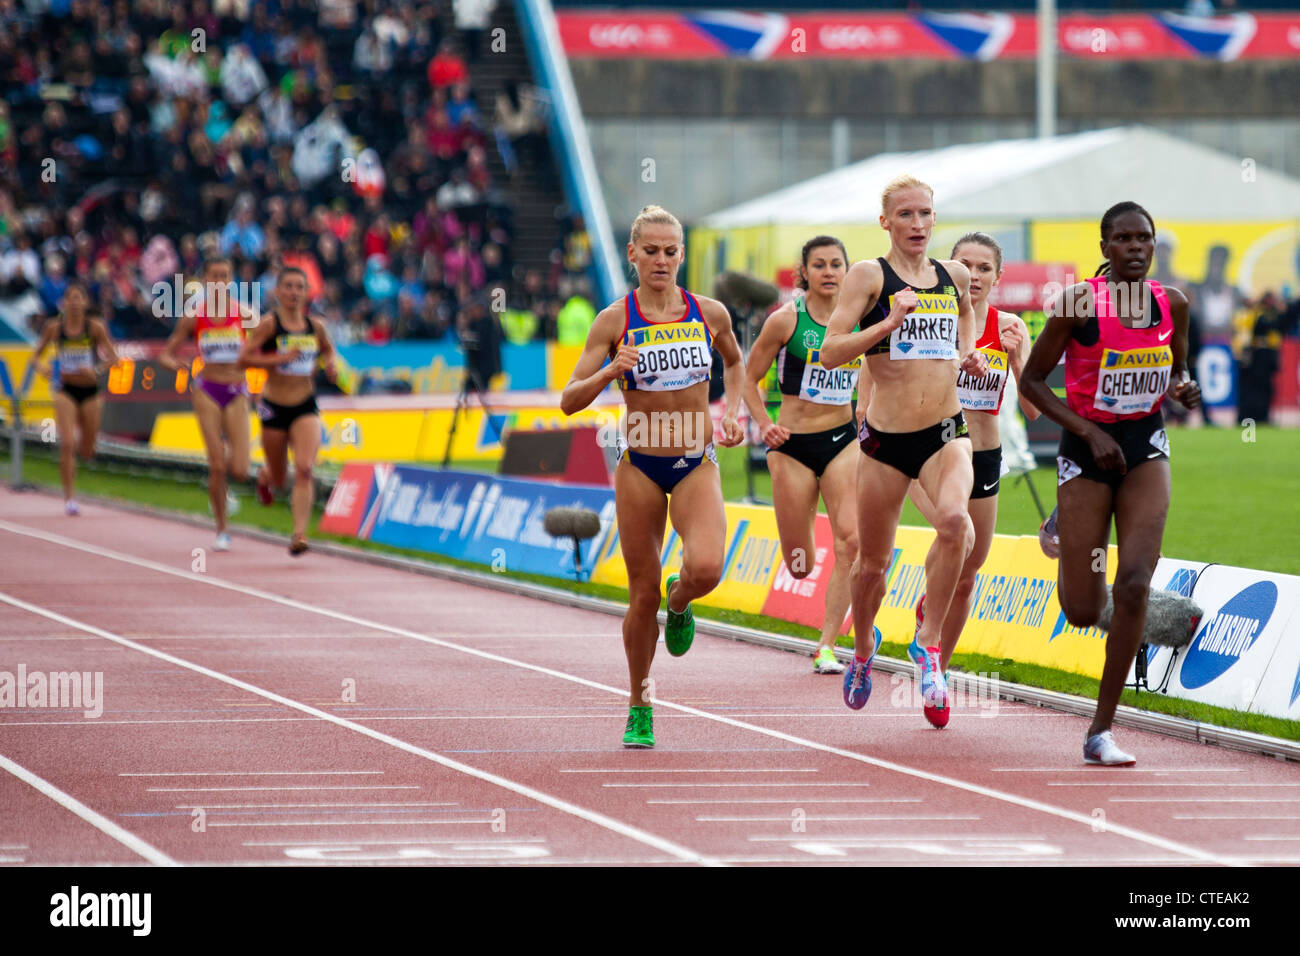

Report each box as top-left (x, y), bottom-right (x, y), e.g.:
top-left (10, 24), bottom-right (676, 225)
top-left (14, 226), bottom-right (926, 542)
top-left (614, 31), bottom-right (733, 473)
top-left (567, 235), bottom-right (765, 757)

top-left (697, 126), bottom-right (1300, 227)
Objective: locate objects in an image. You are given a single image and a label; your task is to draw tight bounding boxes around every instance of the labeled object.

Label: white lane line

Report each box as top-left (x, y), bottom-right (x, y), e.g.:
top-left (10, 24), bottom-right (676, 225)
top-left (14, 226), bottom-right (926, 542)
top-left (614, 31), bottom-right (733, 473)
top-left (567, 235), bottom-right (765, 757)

top-left (0, 592), bottom-right (719, 868)
top-left (243, 838), bottom-right (548, 847)
top-left (1242, 835), bottom-right (1300, 841)
top-left (0, 751), bottom-right (177, 866)
top-left (560, 768), bottom-right (820, 774)
top-left (121, 771), bottom-right (385, 777)
top-left (1052, 782), bottom-right (1300, 788)
top-left (0, 521), bottom-right (1248, 868)
top-left (208, 820), bottom-right (496, 828)
top-left (750, 834), bottom-right (1050, 843)
top-left (174, 803), bottom-right (458, 810)
top-left (696, 815), bottom-right (981, 823)
top-left (146, 786), bottom-right (419, 793)
top-left (993, 768), bottom-right (1244, 773)
top-left (1111, 797), bottom-right (1300, 803)
top-left (648, 798), bottom-right (922, 805)
top-left (1175, 815), bottom-right (1300, 821)
top-left (604, 782), bottom-right (871, 789)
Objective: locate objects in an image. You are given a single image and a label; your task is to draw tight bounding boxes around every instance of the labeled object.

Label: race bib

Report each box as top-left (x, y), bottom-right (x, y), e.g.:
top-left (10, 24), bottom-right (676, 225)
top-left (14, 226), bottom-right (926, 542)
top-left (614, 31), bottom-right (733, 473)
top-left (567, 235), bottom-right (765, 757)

top-left (277, 333), bottom-right (319, 377)
top-left (58, 344), bottom-right (94, 375)
top-left (957, 347), bottom-right (1008, 411)
top-left (800, 348), bottom-right (860, 405)
top-left (888, 292), bottom-right (959, 360)
top-left (627, 323), bottom-right (711, 391)
top-left (198, 326), bottom-right (243, 364)
top-left (1094, 346), bottom-right (1171, 416)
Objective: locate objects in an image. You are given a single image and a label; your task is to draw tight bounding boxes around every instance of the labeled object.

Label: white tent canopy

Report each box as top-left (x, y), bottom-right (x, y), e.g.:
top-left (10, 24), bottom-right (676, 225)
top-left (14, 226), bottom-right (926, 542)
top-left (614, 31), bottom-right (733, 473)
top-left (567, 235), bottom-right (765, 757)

top-left (698, 126), bottom-right (1300, 227)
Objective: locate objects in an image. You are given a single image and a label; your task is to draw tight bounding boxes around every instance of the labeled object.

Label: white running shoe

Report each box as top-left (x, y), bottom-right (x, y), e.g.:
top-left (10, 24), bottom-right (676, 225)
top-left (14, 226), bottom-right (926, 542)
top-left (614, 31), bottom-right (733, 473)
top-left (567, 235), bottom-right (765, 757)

top-left (226, 491), bottom-right (240, 517)
top-left (1038, 507), bottom-right (1060, 559)
top-left (1083, 730), bottom-right (1136, 766)
top-left (214, 532), bottom-right (232, 552)
top-left (65, 500), bottom-right (80, 516)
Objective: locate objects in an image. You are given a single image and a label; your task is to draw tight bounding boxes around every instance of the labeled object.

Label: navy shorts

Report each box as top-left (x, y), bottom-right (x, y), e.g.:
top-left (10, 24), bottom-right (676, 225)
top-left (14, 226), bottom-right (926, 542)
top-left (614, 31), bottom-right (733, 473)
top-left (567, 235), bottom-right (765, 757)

top-left (624, 443), bottom-right (718, 494)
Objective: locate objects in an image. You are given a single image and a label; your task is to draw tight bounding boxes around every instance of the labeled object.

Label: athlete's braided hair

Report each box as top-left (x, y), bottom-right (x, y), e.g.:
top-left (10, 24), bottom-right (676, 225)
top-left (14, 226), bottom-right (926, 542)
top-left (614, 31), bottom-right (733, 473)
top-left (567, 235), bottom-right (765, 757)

top-left (1095, 201), bottom-right (1155, 277)
top-left (796, 235), bottom-right (848, 291)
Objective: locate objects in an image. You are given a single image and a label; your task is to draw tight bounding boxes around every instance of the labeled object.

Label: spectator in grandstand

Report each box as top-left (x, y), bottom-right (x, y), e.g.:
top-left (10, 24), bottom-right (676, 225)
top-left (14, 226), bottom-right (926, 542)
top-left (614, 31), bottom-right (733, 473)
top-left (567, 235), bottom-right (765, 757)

top-left (453, 0), bottom-right (496, 64)
top-left (427, 37), bottom-right (468, 91)
top-left (219, 197), bottom-right (266, 259)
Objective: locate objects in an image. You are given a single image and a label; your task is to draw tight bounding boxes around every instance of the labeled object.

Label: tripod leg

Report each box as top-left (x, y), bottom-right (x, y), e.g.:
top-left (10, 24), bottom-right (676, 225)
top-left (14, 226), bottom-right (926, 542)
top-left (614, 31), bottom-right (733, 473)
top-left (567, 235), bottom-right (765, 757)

top-left (442, 385), bottom-right (470, 468)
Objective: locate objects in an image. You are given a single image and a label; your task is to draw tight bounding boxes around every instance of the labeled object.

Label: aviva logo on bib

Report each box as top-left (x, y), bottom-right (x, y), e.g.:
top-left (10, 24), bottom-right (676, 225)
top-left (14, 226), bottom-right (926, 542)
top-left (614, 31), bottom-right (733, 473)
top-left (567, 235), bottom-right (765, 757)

top-left (912, 292), bottom-right (959, 314)
top-left (1102, 345), bottom-right (1172, 369)
top-left (630, 324), bottom-right (707, 347)
top-left (1179, 581), bottom-right (1277, 690)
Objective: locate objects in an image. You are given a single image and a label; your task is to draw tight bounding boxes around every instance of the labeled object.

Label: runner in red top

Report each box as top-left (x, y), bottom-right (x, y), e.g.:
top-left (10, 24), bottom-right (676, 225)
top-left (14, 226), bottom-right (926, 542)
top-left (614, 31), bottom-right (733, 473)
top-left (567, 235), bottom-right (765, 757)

top-left (907, 233), bottom-right (1040, 727)
top-left (160, 256), bottom-right (259, 552)
top-left (1020, 202), bottom-right (1201, 766)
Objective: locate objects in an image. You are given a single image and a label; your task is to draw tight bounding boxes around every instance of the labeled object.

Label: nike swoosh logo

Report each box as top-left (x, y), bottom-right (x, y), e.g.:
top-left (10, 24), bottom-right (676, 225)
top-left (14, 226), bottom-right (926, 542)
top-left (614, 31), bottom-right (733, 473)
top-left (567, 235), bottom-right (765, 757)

top-left (832, 433), bottom-right (845, 442)
top-left (1146, 451), bottom-right (1164, 459)
top-left (983, 482), bottom-right (998, 490)
top-left (1158, 329), bottom-right (1172, 341)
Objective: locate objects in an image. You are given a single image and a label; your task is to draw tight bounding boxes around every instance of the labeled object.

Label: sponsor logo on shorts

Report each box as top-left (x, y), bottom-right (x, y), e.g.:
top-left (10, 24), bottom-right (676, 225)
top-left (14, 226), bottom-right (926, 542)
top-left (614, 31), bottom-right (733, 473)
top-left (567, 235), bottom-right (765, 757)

top-left (1057, 456), bottom-right (1082, 485)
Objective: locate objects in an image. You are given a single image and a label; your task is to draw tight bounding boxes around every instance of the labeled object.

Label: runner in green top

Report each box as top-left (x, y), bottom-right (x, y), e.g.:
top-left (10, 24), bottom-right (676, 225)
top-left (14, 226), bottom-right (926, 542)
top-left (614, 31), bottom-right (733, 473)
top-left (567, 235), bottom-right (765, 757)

top-left (743, 236), bottom-right (864, 675)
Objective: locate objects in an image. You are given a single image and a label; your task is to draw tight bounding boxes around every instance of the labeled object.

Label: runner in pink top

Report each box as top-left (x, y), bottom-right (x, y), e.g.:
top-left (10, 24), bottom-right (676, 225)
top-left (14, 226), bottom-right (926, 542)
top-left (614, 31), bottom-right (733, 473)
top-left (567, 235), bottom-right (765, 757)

top-left (1020, 202), bottom-right (1201, 767)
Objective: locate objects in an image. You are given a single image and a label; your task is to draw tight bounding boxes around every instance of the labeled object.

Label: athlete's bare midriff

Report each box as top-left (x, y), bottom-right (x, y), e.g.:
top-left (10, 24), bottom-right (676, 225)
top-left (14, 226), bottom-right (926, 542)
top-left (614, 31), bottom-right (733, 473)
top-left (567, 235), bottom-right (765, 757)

top-left (622, 381), bottom-right (712, 457)
top-left (196, 361), bottom-right (246, 386)
top-left (864, 353), bottom-right (961, 433)
top-left (776, 394), bottom-right (854, 434)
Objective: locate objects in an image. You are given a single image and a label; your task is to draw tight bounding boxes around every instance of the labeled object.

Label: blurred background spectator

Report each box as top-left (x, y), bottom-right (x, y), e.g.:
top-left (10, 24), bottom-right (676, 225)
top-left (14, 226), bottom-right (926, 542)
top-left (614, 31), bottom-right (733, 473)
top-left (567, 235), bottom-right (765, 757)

top-left (0, 0), bottom-right (595, 352)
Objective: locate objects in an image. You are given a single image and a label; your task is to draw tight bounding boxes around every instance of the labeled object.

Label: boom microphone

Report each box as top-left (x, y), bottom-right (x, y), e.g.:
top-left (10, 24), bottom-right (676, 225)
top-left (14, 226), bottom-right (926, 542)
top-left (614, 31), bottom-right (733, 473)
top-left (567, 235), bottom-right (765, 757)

top-left (1098, 586), bottom-right (1203, 648)
top-left (544, 506), bottom-right (602, 577)
top-left (713, 271), bottom-right (780, 312)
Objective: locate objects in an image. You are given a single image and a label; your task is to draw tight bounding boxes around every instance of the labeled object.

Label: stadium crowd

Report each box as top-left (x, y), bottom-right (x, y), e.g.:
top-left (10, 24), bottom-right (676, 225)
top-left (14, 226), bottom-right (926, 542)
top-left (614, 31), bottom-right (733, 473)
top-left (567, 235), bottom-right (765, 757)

top-left (0, 0), bottom-right (598, 359)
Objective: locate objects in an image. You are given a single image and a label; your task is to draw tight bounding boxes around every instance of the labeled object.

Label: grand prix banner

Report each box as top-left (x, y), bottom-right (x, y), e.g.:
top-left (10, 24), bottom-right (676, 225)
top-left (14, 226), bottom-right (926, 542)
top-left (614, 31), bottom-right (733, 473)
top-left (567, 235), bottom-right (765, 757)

top-left (558, 11), bottom-right (1300, 60)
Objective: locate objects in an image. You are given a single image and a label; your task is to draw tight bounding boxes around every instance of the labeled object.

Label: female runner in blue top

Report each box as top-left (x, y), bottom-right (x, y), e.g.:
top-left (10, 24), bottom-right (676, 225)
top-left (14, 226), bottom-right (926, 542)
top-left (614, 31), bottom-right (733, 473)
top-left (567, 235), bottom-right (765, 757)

top-left (562, 205), bottom-right (746, 749)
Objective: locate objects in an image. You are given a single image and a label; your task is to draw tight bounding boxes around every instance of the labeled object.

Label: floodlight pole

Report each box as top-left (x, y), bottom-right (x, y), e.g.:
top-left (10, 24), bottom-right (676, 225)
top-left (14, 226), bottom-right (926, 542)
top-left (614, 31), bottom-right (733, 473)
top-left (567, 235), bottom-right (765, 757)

top-left (1037, 0), bottom-right (1057, 139)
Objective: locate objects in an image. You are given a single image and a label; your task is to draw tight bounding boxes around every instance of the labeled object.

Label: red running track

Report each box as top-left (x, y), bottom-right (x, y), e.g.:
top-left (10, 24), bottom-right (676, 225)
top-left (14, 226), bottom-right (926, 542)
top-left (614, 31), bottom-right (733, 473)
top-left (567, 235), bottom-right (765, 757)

top-left (1, 488), bottom-right (1297, 867)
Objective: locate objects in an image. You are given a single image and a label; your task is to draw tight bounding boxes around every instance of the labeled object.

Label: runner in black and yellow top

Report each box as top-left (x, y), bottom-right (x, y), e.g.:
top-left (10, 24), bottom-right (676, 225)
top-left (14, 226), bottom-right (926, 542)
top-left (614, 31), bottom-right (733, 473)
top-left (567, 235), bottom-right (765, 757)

top-left (821, 174), bottom-right (987, 718)
top-left (743, 236), bottom-right (863, 675)
top-left (561, 205), bottom-right (746, 749)
top-left (238, 266), bottom-right (339, 556)
top-left (28, 282), bottom-right (119, 515)
top-left (905, 233), bottom-right (1041, 726)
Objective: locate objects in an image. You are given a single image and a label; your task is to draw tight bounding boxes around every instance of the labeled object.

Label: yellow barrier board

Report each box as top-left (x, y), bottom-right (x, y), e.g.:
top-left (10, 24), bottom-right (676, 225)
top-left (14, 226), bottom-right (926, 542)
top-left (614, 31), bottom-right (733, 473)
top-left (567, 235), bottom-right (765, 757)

top-left (590, 498), bottom-right (784, 616)
top-left (150, 409), bottom-right (429, 463)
